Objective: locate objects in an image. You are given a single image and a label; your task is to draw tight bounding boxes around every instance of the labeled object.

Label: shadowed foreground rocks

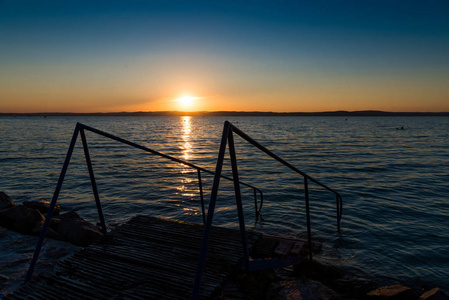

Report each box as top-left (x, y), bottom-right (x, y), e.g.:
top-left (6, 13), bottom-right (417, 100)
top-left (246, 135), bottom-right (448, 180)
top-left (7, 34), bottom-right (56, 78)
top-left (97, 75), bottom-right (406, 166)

top-left (2, 191), bottom-right (447, 299)
top-left (367, 284), bottom-right (417, 299)
top-left (420, 288), bottom-right (449, 300)
top-left (0, 191), bottom-right (103, 247)
top-left (0, 192), bottom-right (15, 210)
top-left (52, 210), bottom-right (103, 246)
top-left (220, 259), bottom-right (449, 299)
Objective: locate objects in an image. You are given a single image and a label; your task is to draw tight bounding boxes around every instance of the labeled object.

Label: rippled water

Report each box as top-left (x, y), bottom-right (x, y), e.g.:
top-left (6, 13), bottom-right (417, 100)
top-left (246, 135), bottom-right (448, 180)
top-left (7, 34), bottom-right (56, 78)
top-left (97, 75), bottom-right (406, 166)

top-left (1, 116), bottom-right (448, 291)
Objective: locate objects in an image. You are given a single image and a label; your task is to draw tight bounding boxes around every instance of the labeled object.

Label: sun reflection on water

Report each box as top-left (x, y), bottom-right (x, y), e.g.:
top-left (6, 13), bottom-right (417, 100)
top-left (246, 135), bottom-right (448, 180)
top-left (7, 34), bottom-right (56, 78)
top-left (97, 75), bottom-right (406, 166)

top-left (181, 116), bottom-right (191, 162)
top-left (175, 116), bottom-right (200, 217)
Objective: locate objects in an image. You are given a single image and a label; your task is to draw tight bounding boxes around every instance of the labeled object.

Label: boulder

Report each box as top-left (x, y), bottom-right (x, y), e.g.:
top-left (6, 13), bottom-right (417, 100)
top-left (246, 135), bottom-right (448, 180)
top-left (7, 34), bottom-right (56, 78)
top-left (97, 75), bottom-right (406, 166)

top-left (0, 205), bottom-right (44, 234)
top-left (0, 191), bottom-right (15, 209)
top-left (59, 210), bottom-right (80, 220)
top-left (31, 219), bottom-right (63, 240)
top-left (367, 284), bottom-right (417, 300)
top-left (420, 288), bottom-right (449, 300)
top-left (49, 217), bottom-right (61, 232)
top-left (0, 273), bottom-right (8, 290)
top-left (273, 279), bottom-right (341, 300)
top-left (56, 211), bottom-right (103, 246)
top-left (289, 241), bottom-right (306, 256)
top-left (23, 200), bottom-right (61, 216)
top-left (274, 241), bottom-right (294, 258)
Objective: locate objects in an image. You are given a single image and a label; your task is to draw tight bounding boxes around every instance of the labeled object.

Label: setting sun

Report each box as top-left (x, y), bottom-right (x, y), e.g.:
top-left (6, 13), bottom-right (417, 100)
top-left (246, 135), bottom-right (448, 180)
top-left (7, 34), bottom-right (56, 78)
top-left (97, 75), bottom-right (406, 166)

top-left (176, 96), bottom-right (199, 110)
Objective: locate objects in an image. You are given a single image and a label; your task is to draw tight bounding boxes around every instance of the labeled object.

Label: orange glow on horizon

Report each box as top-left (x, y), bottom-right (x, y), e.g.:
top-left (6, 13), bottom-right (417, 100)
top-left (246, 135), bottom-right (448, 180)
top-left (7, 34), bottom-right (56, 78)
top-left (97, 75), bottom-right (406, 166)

top-left (175, 96), bottom-right (199, 111)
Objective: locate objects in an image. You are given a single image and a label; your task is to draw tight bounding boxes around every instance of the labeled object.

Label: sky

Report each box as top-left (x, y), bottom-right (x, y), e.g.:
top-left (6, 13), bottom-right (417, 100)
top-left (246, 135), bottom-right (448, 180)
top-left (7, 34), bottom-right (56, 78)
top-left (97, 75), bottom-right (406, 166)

top-left (1, 0), bottom-right (449, 113)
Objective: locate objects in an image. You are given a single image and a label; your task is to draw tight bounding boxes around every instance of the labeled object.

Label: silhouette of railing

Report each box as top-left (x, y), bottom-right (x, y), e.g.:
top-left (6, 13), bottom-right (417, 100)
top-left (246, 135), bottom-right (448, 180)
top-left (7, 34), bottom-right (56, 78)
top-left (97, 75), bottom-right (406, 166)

top-left (191, 121), bottom-right (343, 299)
top-left (24, 121), bottom-right (343, 300)
top-left (25, 122), bottom-right (263, 282)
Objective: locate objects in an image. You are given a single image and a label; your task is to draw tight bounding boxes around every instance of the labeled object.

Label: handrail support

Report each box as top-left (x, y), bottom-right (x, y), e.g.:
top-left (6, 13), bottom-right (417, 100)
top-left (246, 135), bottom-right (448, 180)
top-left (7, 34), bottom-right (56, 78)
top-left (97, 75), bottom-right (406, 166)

top-left (304, 177), bottom-right (313, 260)
top-left (228, 129), bottom-right (250, 270)
top-left (197, 169), bottom-right (206, 225)
top-left (80, 128), bottom-right (107, 235)
top-left (25, 124), bottom-right (81, 282)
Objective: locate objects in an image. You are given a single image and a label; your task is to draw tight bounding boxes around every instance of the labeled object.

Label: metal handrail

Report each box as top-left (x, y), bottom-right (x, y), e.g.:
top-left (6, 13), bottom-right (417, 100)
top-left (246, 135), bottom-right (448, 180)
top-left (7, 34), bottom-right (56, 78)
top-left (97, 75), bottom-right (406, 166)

top-left (230, 123), bottom-right (343, 228)
top-left (25, 122), bottom-right (264, 282)
top-left (191, 121), bottom-right (343, 299)
top-left (79, 123), bottom-right (265, 219)
top-left (24, 120), bottom-right (342, 298)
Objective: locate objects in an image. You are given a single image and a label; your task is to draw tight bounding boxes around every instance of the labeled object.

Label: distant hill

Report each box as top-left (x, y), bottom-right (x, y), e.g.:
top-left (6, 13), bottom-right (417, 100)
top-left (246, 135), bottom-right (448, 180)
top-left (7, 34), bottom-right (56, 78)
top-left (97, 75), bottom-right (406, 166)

top-left (1, 111), bottom-right (449, 117)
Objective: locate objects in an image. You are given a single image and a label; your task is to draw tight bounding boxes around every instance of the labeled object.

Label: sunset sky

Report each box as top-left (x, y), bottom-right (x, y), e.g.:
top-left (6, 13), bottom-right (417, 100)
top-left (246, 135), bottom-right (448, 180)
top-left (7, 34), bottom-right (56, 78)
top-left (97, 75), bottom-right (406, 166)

top-left (1, 0), bottom-right (448, 113)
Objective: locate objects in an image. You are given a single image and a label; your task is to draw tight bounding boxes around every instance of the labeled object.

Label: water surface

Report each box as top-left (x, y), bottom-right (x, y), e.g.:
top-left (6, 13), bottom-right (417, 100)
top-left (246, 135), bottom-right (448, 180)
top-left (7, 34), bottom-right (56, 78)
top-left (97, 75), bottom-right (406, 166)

top-left (1, 116), bottom-right (448, 291)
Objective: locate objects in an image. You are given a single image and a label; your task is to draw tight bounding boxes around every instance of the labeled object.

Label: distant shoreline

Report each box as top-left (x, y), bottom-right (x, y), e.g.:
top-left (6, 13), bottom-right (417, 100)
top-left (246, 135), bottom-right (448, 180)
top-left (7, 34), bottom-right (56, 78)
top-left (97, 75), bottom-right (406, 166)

top-left (1, 110), bottom-right (449, 117)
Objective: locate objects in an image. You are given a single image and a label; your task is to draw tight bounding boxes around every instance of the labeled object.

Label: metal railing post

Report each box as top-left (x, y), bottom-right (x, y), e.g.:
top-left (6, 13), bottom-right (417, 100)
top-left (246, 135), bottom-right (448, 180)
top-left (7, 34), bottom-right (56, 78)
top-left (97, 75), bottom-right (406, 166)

top-left (197, 169), bottom-right (206, 225)
top-left (339, 195), bottom-right (343, 232)
top-left (253, 188), bottom-right (258, 219)
top-left (80, 127), bottom-right (107, 235)
top-left (227, 128), bottom-right (250, 270)
top-left (78, 123), bottom-right (263, 217)
top-left (24, 120), bottom-right (342, 291)
top-left (257, 190), bottom-right (264, 216)
top-left (230, 123), bottom-right (342, 232)
top-left (304, 177), bottom-right (313, 260)
top-left (25, 123), bottom-right (81, 282)
top-left (191, 121), bottom-right (231, 300)
top-left (336, 194), bottom-right (340, 232)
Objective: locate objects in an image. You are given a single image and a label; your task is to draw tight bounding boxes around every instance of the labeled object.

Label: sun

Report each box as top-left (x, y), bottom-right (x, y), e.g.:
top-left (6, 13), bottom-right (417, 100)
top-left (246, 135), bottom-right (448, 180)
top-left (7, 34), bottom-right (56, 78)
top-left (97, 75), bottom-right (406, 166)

top-left (176, 96), bottom-right (198, 110)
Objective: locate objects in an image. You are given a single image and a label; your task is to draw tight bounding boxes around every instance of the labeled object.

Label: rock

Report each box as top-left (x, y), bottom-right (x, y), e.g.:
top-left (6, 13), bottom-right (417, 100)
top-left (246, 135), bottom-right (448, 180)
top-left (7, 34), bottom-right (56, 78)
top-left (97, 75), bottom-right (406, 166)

top-left (241, 269), bottom-right (279, 299)
top-left (273, 279), bottom-right (340, 300)
top-left (0, 274), bottom-right (8, 287)
top-left (31, 220), bottom-right (63, 240)
top-left (0, 192), bottom-right (15, 209)
top-left (367, 284), bottom-right (417, 299)
top-left (49, 217), bottom-right (61, 231)
top-left (23, 200), bottom-right (60, 216)
top-left (289, 241), bottom-right (306, 256)
top-left (333, 275), bottom-right (377, 299)
top-left (0, 206), bottom-right (101, 246)
top-left (298, 279), bottom-right (341, 300)
top-left (420, 288), bottom-right (449, 300)
top-left (0, 205), bottom-right (44, 234)
top-left (275, 241), bottom-right (294, 258)
top-left (56, 212), bottom-right (103, 246)
top-left (59, 210), bottom-right (80, 220)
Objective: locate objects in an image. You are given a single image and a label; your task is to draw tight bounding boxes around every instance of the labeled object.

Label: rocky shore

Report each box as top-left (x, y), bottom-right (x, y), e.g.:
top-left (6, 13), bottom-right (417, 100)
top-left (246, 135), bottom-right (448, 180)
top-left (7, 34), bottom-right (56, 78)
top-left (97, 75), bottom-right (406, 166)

top-left (219, 259), bottom-right (449, 300)
top-left (1, 191), bottom-right (448, 299)
top-left (0, 192), bottom-right (103, 247)
top-left (0, 191), bottom-right (104, 297)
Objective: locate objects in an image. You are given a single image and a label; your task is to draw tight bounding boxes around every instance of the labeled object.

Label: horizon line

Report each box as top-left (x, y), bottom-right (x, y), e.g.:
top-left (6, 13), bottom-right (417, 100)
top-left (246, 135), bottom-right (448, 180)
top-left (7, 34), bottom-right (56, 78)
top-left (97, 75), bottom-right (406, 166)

top-left (1, 110), bottom-right (449, 117)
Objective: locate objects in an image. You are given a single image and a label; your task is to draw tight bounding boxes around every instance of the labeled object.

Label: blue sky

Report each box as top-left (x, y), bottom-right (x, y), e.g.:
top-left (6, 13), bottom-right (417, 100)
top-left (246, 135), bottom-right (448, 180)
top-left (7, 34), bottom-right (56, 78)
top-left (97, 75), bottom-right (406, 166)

top-left (1, 0), bottom-right (448, 112)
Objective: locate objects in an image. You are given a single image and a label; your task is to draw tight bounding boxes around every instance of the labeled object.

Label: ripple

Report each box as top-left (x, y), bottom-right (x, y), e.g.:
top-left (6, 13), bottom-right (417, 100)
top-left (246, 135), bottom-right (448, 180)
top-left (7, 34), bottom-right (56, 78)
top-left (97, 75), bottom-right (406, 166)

top-left (1, 116), bottom-right (449, 289)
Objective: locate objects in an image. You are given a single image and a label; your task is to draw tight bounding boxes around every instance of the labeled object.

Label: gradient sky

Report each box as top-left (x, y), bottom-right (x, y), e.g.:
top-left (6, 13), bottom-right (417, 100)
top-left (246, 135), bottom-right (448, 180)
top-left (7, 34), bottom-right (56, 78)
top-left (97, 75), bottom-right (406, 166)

top-left (1, 0), bottom-right (449, 113)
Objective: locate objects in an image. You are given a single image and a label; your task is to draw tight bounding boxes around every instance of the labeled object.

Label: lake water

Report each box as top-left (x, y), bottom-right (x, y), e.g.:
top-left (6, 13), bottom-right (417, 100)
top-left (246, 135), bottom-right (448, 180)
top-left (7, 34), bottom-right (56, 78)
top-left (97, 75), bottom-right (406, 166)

top-left (1, 116), bottom-right (448, 292)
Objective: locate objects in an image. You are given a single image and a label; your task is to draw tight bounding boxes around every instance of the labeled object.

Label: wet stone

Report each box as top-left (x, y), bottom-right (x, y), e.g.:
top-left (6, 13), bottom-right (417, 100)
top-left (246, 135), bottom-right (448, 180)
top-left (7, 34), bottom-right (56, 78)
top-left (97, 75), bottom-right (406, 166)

top-left (367, 284), bottom-right (418, 300)
top-left (420, 288), bottom-right (449, 300)
top-left (0, 274), bottom-right (8, 285)
top-left (0, 192), bottom-right (15, 210)
top-left (23, 200), bottom-right (61, 216)
top-left (0, 205), bottom-right (45, 234)
top-left (273, 279), bottom-right (341, 300)
top-left (56, 213), bottom-right (103, 247)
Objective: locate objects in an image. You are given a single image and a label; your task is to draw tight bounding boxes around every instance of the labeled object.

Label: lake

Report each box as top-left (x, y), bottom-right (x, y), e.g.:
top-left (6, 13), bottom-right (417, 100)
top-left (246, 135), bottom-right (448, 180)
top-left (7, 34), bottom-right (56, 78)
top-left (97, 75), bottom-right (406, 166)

top-left (1, 115), bottom-right (448, 292)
